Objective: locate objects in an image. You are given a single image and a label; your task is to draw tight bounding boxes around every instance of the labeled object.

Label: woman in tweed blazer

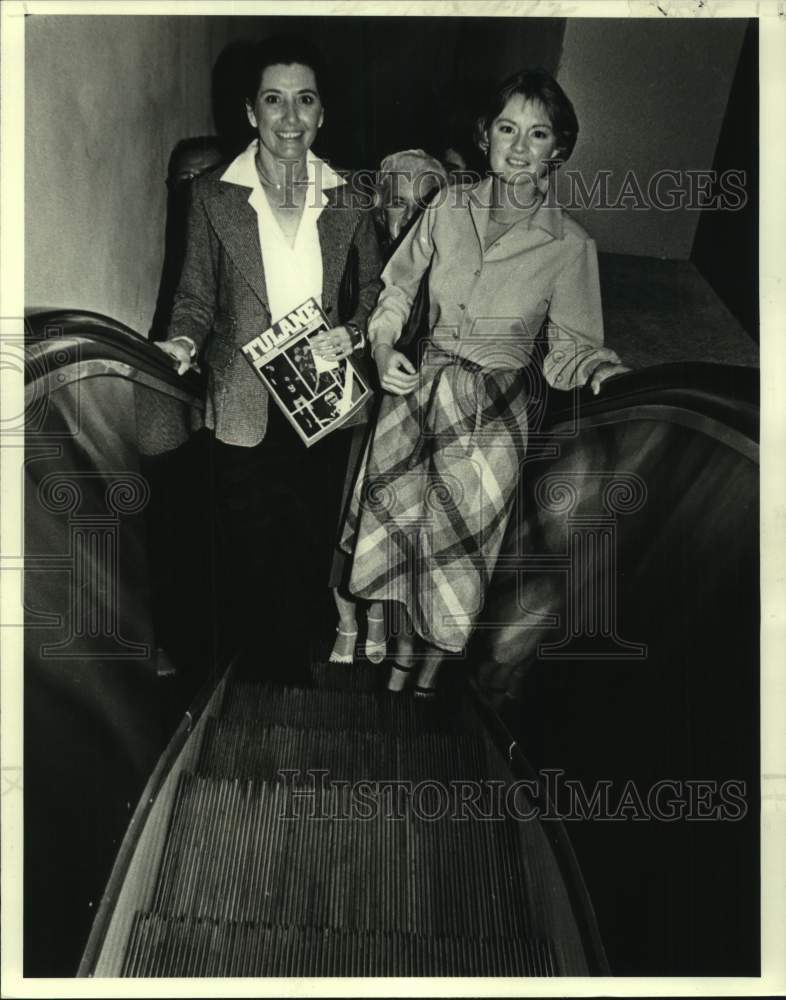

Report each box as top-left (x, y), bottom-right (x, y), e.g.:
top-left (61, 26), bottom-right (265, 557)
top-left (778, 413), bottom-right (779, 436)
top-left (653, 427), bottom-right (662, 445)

top-left (158, 36), bottom-right (383, 672)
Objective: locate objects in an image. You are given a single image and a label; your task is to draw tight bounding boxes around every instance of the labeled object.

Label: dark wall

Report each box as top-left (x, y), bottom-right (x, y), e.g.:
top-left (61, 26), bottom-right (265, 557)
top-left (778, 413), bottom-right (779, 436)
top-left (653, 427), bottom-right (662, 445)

top-left (555, 18), bottom-right (747, 258)
top-left (691, 19), bottom-right (758, 340)
top-left (210, 16), bottom-right (566, 169)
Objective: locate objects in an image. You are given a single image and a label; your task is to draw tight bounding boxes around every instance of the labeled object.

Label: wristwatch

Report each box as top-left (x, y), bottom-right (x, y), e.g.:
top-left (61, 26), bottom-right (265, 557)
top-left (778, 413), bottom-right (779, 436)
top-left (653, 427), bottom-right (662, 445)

top-left (345, 322), bottom-right (366, 353)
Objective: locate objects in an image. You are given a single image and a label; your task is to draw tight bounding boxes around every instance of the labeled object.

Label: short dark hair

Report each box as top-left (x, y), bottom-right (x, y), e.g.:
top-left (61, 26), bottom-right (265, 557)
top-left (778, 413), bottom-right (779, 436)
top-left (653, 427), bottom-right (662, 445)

top-left (474, 68), bottom-right (579, 169)
top-left (167, 136), bottom-right (225, 174)
top-left (243, 35), bottom-right (327, 106)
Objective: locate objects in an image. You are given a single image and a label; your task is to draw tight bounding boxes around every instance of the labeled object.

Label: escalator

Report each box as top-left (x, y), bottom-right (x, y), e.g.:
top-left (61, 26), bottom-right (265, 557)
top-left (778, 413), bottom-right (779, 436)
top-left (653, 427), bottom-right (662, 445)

top-left (89, 663), bottom-right (595, 977)
top-left (23, 309), bottom-right (759, 977)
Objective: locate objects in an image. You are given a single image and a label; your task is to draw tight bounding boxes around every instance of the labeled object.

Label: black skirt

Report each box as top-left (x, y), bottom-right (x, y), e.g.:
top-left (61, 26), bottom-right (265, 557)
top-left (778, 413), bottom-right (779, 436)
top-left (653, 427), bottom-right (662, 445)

top-left (211, 402), bottom-right (354, 670)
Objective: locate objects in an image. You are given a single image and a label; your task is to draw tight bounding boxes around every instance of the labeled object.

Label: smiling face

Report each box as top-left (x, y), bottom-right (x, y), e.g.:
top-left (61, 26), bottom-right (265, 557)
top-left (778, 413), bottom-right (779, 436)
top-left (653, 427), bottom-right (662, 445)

top-left (246, 62), bottom-right (324, 164)
top-left (485, 94), bottom-right (559, 189)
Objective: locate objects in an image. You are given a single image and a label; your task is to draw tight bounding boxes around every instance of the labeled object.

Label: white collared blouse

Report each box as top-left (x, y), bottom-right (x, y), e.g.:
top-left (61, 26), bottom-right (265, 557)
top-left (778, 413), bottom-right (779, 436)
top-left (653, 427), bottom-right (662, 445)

top-left (219, 141), bottom-right (346, 324)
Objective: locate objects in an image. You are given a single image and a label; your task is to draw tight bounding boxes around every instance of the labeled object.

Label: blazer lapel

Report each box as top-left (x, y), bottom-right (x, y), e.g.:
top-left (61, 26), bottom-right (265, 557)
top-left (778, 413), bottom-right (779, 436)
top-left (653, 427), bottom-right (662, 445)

top-left (203, 184), bottom-right (269, 309)
top-left (317, 186), bottom-right (355, 315)
top-left (202, 171), bottom-right (357, 317)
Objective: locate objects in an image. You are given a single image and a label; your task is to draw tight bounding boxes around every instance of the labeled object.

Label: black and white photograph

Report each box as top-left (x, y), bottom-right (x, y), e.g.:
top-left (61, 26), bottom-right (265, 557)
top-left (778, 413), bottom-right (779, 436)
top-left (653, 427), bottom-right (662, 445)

top-left (243, 296), bottom-right (372, 444)
top-left (1, 1), bottom-right (783, 995)
top-left (260, 353), bottom-right (312, 406)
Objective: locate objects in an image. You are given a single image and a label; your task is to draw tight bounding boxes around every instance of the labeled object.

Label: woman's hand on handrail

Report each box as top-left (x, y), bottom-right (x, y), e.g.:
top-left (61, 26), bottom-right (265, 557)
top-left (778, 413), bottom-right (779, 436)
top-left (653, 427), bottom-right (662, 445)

top-left (589, 360), bottom-right (632, 396)
top-left (156, 338), bottom-right (201, 376)
top-left (373, 344), bottom-right (419, 396)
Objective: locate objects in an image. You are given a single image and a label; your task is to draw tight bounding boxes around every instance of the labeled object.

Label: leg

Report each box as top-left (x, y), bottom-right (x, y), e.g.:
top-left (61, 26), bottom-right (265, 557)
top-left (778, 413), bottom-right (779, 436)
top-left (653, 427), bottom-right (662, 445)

top-left (414, 646), bottom-right (445, 698)
top-left (364, 600), bottom-right (386, 664)
top-left (387, 608), bottom-right (417, 692)
top-left (329, 587), bottom-right (359, 664)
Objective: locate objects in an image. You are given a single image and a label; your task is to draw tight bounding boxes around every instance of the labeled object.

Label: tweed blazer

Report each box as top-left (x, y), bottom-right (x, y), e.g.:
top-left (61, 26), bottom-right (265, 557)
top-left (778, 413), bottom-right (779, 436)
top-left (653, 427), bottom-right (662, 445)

top-left (166, 160), bottom-right (383, 446)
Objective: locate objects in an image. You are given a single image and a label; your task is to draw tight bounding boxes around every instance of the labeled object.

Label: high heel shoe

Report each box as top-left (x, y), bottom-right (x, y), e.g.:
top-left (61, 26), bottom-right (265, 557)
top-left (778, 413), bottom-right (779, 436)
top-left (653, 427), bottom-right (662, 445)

top-left (364, 615), bottom-right (387, 665)
top-left (328, 625), bottom-right (358, 664)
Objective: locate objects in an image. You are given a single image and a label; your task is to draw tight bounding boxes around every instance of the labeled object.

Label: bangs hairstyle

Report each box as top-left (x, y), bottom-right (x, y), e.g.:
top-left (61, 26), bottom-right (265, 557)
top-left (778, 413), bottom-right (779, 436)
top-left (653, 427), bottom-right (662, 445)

top-left (474, 68), bottom-right (579, 169)
top-left (243, 35), bottom-right (328, 106)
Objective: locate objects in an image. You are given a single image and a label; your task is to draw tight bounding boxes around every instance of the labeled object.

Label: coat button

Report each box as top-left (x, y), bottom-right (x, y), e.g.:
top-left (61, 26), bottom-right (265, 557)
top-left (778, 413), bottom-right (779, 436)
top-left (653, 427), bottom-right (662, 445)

top-left (474, 269), bottom-right (480, 276)
top-left (458, 303), bottom-right (466, 310)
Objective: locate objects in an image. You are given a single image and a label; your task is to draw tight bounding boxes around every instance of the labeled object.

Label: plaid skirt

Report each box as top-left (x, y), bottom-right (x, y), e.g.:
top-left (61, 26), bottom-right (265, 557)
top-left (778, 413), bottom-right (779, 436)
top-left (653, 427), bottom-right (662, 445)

top-left (340, 345), bottom-right (529, 653)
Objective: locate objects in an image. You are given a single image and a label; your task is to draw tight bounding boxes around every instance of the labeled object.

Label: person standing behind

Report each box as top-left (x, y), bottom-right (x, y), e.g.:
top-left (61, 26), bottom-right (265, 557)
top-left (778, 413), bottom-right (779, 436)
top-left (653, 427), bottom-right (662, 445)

top-left (328, 149), bottom-right (448, 665)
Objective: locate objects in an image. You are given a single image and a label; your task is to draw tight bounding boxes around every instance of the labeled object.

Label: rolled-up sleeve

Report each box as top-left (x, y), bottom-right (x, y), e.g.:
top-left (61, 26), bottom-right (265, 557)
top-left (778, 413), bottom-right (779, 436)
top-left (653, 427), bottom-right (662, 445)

top-left (542, 238), bottom-right (620, 390)
top-left (367, 205), bottom-right (437, 349)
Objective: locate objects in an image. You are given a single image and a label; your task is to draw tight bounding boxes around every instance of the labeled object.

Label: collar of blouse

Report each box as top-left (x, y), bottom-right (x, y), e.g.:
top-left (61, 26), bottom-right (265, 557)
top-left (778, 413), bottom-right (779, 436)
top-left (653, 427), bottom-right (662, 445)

top-left (219, 140), bottom-right (346, 210)
top-left (469, 176), bottom-right (565, 250)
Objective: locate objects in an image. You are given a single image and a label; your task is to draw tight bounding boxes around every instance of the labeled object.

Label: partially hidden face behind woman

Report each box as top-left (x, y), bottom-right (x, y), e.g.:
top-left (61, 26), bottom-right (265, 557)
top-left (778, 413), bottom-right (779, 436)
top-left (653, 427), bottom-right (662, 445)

top-left (245, 62), bottom-right (325, 164)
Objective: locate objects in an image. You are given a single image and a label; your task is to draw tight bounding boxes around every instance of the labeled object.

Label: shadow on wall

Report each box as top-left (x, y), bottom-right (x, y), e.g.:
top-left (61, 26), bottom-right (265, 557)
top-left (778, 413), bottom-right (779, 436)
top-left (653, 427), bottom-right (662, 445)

top-left (691, 19), bottom-right (758, 340)
top-left (149, 136), bottom-right (229, 341)
top-left (212, 39), bottom-right (257, 157)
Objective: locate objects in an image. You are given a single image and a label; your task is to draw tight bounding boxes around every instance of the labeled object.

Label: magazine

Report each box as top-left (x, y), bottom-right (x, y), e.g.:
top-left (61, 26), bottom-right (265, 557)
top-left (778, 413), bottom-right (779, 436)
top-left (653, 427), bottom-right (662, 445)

top-left (241, 297), bottom-right (371, 447)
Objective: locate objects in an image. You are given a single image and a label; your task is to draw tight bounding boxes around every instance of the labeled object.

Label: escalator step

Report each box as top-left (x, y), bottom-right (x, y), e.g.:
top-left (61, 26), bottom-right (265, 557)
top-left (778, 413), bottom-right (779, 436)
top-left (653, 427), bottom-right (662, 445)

top-left (309, 659), bottom-right (389, 692)
top-left (196, 718), bottom-right (489, 783)
top-left (221, 681), bottom-right (468, 734)
top-left (307, 659), bottom-right (468, 695)
top-left (122, 913), bottom-right (557, 977)
top-left (150, 773), bottom-right (535, 939)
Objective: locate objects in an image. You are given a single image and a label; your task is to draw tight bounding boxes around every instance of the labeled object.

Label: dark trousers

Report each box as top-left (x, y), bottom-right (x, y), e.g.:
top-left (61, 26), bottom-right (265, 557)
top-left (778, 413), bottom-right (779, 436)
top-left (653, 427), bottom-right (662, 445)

top-left (211, 403), bottom-right (352, 678)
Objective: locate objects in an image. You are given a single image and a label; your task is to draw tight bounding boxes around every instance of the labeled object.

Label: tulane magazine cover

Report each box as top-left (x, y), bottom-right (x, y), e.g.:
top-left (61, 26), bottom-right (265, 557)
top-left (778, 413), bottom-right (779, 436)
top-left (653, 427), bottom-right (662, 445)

top-left (242, 297), bottom-right (371, 446)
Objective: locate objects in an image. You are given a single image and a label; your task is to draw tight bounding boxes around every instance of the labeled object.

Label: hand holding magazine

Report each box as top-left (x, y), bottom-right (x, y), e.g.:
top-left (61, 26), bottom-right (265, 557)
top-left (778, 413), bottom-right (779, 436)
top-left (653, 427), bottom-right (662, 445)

top-left (241, 298), bottom-right (371, 447)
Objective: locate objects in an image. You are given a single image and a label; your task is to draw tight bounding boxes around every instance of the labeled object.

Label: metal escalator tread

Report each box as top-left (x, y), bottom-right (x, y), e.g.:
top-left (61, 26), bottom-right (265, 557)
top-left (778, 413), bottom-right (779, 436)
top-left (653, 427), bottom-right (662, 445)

top-left (122, 913), bottom-right (558, 977)
top-left (221, 680), bottom-right (466, 734)
top-left (118, 672), bottom-right (583, 977)
top-left (196, 717), bottom-right (489, 782)
top-left (150, 773), bottom-right (533, 939)
top-left (309, 659), bottom-right (391, 692)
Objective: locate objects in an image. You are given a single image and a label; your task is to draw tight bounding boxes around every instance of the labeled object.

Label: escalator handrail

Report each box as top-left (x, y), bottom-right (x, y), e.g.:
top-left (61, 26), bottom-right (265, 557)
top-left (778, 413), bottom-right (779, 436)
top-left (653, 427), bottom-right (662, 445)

top-left (77, 656), bottom-right (237, 978)
top-left (24, 308), bottom-right (205, 400)
top-left (468, 678), bottom-right (612, 976)
top-left (539, 361), bottom-right (758, 445)
top-left (25, 309), bottom-right (758, 446)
